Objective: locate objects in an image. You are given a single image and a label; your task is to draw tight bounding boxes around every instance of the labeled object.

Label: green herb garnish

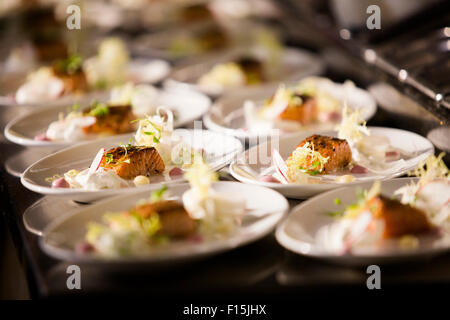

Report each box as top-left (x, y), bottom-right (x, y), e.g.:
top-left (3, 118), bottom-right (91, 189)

top-left (55, 54), bottom-right (83, 75)
top-left (130, 118), bottom-right (145, 124)
top-left (94, 79), bottom-right (107, 90)
top-left (105, 153), bottom-right (114, 165)
top-left (150, 185), bottom-right (168, 203)
top-left (327, 209), bottom-right (344, 217)
top-left (89, 101), bottom-right (109, 117)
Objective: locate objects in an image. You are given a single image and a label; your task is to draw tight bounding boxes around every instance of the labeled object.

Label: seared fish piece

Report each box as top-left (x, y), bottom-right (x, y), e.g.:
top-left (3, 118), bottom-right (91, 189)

top-left (279, 94), bottom-right (318, 125)
top-left (296, 135), bottom-right (352, 173)
top-left (51, 56), bottom-right (88, 94)
top-left (51, 66), bottom-right (88, 94)
top-left (367, 195), bottom-right (433, 239)
top-left (235, 56), bottom-right (264, 84)
top-left (133, 200), bottom-right (197, 238)
top-left (82, 105), bottom-right (135, 135)
top-left (100, 146), bottom-right (165, 180)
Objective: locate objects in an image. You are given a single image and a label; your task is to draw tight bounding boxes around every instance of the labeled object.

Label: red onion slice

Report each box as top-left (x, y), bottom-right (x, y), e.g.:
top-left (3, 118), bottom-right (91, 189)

top-left (89, 148), bottom-right (106, 174)
top-left (259, 175), bottom-right (281, 183)
top-left (351, 165), bottom-right (368, 174)
top-left (51, 177), bottom-right (69, 188)
top-left (385, 150), bottom-right (400, 162)
top-left (272, 149), bottom-right (289, 183)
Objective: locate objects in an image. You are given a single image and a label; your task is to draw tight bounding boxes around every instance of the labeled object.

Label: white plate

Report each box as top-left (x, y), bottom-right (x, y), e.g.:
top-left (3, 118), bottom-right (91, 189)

top-left (5, 146), bottom-right (61, 178)
top-left (40, 182), bottom-right (288, 266)
top-left (229, 127), bottom-right (434, 199)
top-left (21, 129), bottom-right (243, 202)
top-left (125, 58), bottom-right (171, 84)
top-left (368, 82), bottom-right (439, 121)
top-left (276, 178), bottom-right (450, 266)
top-left (0, 58), bottom-right (170, 108)
top-left (131, 20), bottom-right (234, 61)
top-left (4, 86), bottom-right (211, 147)
top-left (168, 46), bottom-right (324, 97)
top-left (203, 80), bottom-right (376, 142)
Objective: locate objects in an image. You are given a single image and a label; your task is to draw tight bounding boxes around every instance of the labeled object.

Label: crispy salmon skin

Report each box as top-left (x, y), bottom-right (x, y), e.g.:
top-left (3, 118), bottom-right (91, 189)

top-left (296, 135), bottom-right (352, 173)
top-left (100, 146), bottom-right (165, 180)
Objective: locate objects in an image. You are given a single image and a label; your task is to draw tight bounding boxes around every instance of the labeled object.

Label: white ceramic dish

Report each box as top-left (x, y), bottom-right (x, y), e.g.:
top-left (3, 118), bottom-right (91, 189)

top-left (40, 182), bottom-right (288, 266)
top-left (21, 129), bottom-right (243, 202)
top-left (168, 46), bottom-right (324, 97)
top-left (5, 146), bottom-right (61, 178)
top-left (276, 178), bottom-right (450, 266)
top-left (131, 20), bottom-right (234, 61)
top-left (368, 82), bottom-right (438, 121)
top-left (203, 80), bottom-right (376, 142)
top-left (229, 127), bottom-right (434, 199)
top-left (0, 58), bottom-right (170, 108)
top-left (4, 86), bottom-right (211, 147)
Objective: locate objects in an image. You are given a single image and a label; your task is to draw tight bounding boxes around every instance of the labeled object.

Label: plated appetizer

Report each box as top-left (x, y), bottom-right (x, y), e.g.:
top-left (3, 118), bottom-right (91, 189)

top-left (33, 83), bottom-right (172, 143)
top-left (270, 107), bottom-right (418, 184)
top-left (230, 111), bottom-right (434, 198)
top-left (5, 38), bottom-right (170, 106)
top-left (169, 46), bottom-right (324, 96)
top-left (203, 77), bottom-right (376, 141)
top-left (133, 21), bottom-right (230, 60)
top-left (14, 54), bottom-right (88, 105)
top-left (39, 179), bottom-right (287, 263)
top-left (21, 124), bottom-right (242, 202)
top-left (80, 158), bottom-right (246, 257)
top-left (317, 154), bottom-right (449, 253)
top-left (244, 77), bottom-right (365, 134)
top-left (5, 83), bottom-right (211, 148)
top-left (49, 108), bottom-right (193, 191)
top-left (275, 154), bottom-right (450, 265)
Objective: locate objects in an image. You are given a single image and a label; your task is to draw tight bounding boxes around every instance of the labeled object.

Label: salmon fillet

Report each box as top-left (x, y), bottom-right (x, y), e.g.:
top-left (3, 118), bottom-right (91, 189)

top-left (296, 135), bottom-right (352, 173)
top-left (133, 200), bottom-right (197, 238)
top-left (235, 57), bottom-right (264, 84)
top-left (82, 105), bottom-right (136, 135)
top-left (100, 146), bottom-right (165, 180)
top-left (51, 66), bottom-right (88, 94)
top-left (198, 26), bottom-right (229, 52)
top-left (181, 4), bottom-right (212, 23)
top-left (35, 42), bottom-right (68, 62)
top-left (279, 94), bottom-right (318, 125)
top-left (368, 195), bottom-right (432, 239)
